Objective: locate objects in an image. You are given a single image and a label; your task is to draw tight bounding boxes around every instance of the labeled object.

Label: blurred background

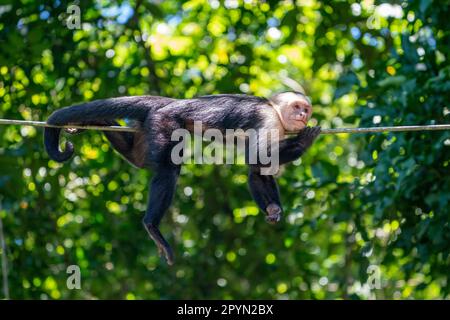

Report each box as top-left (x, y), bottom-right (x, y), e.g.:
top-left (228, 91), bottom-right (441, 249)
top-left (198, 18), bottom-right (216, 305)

top-left (0, 0), bottom-right (449, 299)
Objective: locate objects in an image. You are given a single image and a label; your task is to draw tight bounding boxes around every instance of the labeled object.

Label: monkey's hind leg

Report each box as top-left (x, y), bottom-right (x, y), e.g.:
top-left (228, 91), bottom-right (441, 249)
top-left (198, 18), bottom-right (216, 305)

top-left (143, 164), bottom-right (180, 265)
top-left (248, 166), bottom-right (283, 224)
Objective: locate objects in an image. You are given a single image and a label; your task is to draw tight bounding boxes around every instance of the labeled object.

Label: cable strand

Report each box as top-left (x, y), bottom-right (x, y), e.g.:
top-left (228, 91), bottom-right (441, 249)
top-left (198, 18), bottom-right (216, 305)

top-left (0, 118), bottom-right (449, 134)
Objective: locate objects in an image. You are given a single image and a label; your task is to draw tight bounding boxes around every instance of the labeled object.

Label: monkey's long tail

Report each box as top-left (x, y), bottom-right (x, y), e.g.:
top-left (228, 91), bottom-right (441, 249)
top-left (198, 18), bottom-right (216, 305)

top-left (44, 96), bottom-right (154, 162)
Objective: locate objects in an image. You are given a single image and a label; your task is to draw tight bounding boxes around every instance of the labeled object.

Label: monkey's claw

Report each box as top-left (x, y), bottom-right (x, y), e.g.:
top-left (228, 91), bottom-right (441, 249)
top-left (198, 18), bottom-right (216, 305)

top-left (265, 203), bottom-right (282, 224)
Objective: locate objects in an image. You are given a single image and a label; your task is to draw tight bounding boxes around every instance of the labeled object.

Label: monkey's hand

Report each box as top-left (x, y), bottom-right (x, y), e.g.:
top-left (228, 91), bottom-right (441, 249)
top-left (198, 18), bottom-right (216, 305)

top-left (297, 126), bottom-right (321, 150)
top-left (266, 203), bottom-right (282, 224)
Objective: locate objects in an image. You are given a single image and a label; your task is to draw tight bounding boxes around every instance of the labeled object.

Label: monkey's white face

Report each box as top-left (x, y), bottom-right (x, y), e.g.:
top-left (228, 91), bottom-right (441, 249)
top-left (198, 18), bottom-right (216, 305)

top-left (270, 92), bottom-right (313, 132)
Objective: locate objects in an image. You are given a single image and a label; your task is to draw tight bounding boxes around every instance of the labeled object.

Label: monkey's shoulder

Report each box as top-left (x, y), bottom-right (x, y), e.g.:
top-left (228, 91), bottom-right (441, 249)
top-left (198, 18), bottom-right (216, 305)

top-left (257, 104), bottom-right (286, 137)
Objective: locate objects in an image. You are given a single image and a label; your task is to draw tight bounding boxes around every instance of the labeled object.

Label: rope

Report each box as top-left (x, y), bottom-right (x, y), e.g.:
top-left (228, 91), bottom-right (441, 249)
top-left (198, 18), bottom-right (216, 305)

top-left (319, 124), bottom-right (450, 134)
top-left (0, 119), bottom-right (134, 132)
top-left (0, 118), bottom-right (449, 134)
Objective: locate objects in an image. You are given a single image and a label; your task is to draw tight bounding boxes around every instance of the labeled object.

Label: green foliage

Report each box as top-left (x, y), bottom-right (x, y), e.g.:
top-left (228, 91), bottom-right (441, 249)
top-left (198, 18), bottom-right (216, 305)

top-left (352, 1), bottom-right (450, 297)
top-left (0, 0), bottom-right (448, 299)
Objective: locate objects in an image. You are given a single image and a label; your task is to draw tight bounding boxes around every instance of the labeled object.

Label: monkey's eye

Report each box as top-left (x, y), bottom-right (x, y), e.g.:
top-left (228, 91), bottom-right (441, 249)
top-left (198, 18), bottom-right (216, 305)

top-left (294, 104), bottom-right (309, 112)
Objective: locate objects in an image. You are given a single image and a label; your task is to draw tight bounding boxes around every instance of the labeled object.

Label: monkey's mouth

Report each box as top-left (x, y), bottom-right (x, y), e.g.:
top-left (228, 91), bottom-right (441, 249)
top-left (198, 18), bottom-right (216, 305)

top-left (294, 120), bottom-right (307, 126)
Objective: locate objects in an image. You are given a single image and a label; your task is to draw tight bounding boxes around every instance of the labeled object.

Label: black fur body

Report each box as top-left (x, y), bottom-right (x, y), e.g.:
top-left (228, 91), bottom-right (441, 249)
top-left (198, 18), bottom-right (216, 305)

top-left (44, 94), bottom-right (320, 265)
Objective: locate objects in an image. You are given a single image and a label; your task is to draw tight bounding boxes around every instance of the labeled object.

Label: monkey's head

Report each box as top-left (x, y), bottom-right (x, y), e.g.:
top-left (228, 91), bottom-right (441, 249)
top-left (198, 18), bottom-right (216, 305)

top-left (269, 91), bottom-right (313, 131)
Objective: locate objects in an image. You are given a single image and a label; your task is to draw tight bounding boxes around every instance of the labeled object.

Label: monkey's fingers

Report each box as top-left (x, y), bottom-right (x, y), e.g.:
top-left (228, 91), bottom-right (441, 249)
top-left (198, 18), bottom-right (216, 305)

top-left (156, 242), bottom-right (174, 266)
top-left (145, 224), bottom-right (175, 266)
top-left (265, 203), bottom-right (282, 224)
top-left (65, 128), bottom-right (84, 135)
top-left (297, 126), bottom-right (311, 136)
top-left (310, 126), bottom-right (322, 138)
top-left (301, 126), bottom-right (321, 143)
top-left (161, 243), bottom-right (174, 266)
top-left (297, 126), bottom-right (315, 139)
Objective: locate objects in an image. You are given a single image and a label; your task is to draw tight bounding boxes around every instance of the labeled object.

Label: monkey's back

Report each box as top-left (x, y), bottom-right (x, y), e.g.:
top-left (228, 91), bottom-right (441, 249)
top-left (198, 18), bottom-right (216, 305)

top-left (160, 94), bottom-right (270, 132)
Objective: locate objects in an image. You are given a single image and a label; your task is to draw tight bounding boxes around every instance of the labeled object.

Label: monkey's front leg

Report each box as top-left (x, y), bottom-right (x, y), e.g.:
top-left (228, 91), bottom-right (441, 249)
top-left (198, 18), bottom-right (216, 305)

top-left (278, 126), bottom-right (321, 165)
top-left (143, 164), bottom-right (180, 265)
top-left (248, 166), bottom-right (282, 224)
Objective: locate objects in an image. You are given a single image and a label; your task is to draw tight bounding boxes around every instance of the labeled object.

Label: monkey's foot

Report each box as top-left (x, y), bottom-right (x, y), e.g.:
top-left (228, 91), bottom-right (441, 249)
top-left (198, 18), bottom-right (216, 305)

top-left (144, 223), bottom-right (175, 266)
top-left (156, 242), bottom-right (174, 266)
top-left (265, 204), bottom-right (282, 224)
top-left (64, 128), bottom-right (80, 134)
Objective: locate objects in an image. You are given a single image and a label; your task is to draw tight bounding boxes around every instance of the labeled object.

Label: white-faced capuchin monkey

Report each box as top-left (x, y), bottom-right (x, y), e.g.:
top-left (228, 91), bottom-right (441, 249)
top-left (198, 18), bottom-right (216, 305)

top-left (44, 91), bottom-right (321, 265)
